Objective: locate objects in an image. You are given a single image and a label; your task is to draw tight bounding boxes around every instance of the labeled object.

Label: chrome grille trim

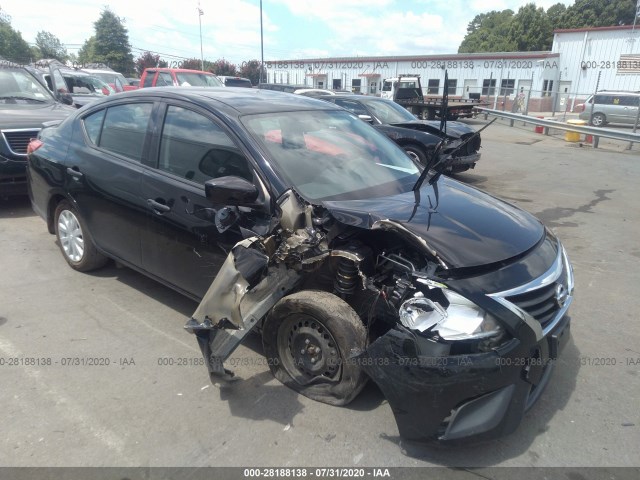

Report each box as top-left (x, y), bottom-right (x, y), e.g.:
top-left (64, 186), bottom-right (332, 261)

top-left (489, 241), bottom-right (564, 298)
top-left (488, 240), bottom-right (574, 339)
top-left (1, 128), bottom-right (41, 156)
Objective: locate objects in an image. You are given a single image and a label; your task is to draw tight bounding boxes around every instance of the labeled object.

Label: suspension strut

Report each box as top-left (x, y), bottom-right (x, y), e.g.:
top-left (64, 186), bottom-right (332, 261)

top-left (334, 257), bottom-right (358, 296)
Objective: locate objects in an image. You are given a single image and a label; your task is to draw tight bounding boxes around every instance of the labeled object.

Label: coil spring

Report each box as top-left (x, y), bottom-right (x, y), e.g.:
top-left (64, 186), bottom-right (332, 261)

top-left (334, 258), bottom-right (358, 295)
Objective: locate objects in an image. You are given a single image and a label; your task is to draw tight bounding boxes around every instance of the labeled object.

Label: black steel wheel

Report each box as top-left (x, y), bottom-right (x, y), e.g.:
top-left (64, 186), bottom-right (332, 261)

top-left (262, 291), bottom-right (368, 406)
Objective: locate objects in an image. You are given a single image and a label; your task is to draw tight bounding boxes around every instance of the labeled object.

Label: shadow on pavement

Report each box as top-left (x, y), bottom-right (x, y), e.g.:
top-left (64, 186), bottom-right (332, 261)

top-left (0, 195), bottom-right (35, 219)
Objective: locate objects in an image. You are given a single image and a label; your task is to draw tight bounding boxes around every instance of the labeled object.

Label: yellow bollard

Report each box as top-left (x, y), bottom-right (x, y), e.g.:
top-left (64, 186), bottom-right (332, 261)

top-left (565, 119), bottom-right (586, 143)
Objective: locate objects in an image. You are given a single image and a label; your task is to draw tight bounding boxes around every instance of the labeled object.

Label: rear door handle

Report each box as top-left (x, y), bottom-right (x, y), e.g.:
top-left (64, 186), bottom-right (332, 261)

top-left (147, 198), bottom-right (171, 213)
top-left (66, 167), bottom-right (83, 179)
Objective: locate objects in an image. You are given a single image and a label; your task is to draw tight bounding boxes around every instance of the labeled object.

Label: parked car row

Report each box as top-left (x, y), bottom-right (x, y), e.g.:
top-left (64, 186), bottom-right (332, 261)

top-left (25, 86), bottom-right (574, 443)
top-left (0, 60), bottom-right (259, 198)
top-left (28, 60), bottom-right (115, 109)
top-left (0, 60), bottom-right (76, 196)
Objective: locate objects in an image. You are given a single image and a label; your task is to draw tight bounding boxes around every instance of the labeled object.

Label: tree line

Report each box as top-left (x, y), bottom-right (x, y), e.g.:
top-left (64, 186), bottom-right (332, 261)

top-left (459, 0), bottom-right (639, 53)
top-left (0, 6), bottom-right (265, 85)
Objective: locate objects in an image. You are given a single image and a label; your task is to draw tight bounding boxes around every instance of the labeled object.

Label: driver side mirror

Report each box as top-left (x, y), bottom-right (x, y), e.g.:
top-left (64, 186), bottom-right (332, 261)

top-left (358, 114), bottom-right (374, 124)
top-left (204, 176), bottom-right (259, 206)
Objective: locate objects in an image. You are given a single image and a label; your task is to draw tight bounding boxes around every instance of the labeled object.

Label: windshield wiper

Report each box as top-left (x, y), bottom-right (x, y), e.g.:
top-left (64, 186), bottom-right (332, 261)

top-left (0, 95), bottom-right (48, 103)
top-left (412, 140), bottom-right (445, 192)
top-left (413, 117), bottom-right (497, 192)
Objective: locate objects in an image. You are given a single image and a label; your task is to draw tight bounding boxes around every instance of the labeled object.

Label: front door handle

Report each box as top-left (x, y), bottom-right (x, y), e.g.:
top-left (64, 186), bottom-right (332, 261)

top-left (147, 198), bottom-right (171, 213)
top-left (66, 167), bottom-right (83, 179)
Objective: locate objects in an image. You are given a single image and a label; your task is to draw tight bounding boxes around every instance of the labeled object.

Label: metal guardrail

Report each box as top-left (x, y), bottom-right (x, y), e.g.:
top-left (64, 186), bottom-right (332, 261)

top-left (477, 107), bottom-right (640, 149)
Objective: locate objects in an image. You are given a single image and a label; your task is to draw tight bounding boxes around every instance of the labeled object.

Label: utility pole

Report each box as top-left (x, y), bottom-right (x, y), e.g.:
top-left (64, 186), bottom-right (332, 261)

top-left (198, 2), bottom-right (204, 71)
top-left (260, 0), bottom-right (264, 84)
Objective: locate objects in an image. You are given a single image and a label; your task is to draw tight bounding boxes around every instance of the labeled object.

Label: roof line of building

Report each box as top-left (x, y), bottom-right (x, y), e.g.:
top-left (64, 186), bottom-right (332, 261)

top-left (554, 25), bottom-right (640, 34)
top-left (271, 52), bottom-right (560, 63)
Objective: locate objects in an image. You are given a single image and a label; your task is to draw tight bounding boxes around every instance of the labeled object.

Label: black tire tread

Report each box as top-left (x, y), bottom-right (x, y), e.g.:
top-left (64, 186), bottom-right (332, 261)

top-left (262, 290), bottom-right (368, 406)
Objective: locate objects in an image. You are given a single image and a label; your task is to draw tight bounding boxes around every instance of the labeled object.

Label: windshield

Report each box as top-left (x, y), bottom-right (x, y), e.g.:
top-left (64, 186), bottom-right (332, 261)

top-left (242, 110), bottom-right (420, 201)
top-left (63, 73), bottom-right (114, 96)
top-left (365, 99), bottom-right (417, 123)
top-left (175, 72), bottom-right (223, 87)
top-left (224, 78), bottom-right (252, 87)
top-left (0, 68), bottom-right (54, 103)
top-left (89, 72), bottom-right (126, 91)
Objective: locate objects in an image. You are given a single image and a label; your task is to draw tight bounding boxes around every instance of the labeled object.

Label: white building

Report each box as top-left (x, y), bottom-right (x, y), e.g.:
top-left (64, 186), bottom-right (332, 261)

top-left (264, 25), bottom-right (640, 113)
top-left (552, 26), bottom-right (640, 110)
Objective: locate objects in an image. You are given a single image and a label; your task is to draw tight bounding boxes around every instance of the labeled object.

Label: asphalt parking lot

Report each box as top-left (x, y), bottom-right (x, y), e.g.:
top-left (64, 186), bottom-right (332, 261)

top-left (0, 119), bottom-right (639, 469)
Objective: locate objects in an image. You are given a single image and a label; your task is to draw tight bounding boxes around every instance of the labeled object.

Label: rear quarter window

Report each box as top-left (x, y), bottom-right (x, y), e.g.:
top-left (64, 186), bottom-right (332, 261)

top-left (82, 109), bottom-right (106, 144)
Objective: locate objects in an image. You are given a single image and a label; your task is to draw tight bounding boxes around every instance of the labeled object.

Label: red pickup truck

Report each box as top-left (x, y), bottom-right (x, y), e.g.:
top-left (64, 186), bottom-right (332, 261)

top-left (139, 68), bottom-right (223, 88)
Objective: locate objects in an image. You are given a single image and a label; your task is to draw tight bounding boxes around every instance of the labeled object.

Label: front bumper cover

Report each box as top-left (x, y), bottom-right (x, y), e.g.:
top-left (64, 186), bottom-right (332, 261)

top-left (354, 311), bottom-right (571, 443)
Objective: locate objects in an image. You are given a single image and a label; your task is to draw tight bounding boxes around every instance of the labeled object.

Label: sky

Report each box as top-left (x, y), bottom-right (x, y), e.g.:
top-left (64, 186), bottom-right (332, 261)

top-left (2, 0), bottom-right (575, 65)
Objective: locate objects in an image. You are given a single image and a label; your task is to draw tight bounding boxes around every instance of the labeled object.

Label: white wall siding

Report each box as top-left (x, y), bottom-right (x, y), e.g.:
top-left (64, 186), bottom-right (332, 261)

top-left (264, 55), bottom-right (559, 98)
top-left (262, 26), bottom-right (640, 113)
top-left (554, 28), bottom-right (640, 100)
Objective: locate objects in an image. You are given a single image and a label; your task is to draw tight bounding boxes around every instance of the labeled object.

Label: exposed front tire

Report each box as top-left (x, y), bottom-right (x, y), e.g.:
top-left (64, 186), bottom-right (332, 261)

top-left (54, 200), bottom-right (107, 272)
top-left (590, 113), bottom-right (606, 127)
top-left (403, 145), bottom-right (427, 165)
top-left (262, 291), bottom-right (368, 406)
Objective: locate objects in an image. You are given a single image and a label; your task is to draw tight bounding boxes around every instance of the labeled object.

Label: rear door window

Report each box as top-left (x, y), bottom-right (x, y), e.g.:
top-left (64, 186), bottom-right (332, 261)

top-left (619, 95), bottom-right (640, 107)
top-left (98, 103), bottom-right (153, 161)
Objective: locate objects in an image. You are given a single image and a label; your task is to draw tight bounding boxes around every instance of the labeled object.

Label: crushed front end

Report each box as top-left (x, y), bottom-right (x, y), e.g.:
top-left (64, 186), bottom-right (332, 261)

top-left (354, 232), bottom-right (573, 442)
top-left (185, 182), bottom-right (574, 443)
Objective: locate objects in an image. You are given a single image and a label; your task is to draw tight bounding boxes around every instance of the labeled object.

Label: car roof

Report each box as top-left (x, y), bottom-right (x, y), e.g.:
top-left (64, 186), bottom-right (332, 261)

top-left (146, 68), bottom-right (215, 74)
top-left (100, 87), bottom-right (341, 115)
top-left (594, 91), bottom-right (640, 95)
top-left (323, 94), bottom-right (386, 102)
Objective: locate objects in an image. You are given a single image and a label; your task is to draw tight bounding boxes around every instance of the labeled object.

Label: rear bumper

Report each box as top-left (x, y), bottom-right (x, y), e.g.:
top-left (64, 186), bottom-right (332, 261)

top-left (355, 311), bottom-right (571, 443)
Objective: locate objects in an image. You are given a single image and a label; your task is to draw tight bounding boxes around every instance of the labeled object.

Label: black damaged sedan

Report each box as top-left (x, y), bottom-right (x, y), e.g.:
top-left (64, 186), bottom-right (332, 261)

top-left (27, 87), bottom-right (573, 443)
top-left (318, 94), bottom-right (481, 173)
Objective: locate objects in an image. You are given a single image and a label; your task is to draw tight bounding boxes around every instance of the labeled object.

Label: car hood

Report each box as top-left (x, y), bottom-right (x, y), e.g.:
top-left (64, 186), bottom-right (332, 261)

top-left (388, 120), bottom-right (474, 140)
top-left (322, 176), bottom-right (543, 268)
top-left (0, 103), bottom-right (74, 129)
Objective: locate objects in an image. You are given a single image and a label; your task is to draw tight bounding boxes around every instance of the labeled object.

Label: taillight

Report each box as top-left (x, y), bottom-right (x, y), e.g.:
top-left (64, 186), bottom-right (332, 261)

top-left (27, 138), bottom-right (43, 155)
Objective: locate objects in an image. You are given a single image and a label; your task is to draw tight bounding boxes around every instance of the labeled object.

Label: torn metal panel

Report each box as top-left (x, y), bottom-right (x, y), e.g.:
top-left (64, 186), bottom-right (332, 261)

top-left (186, 236), bottom-right (301, 378)
top-left (190, 237), bottom-right (262, 329)
top-left (372, 219), bottom-right (448, 269)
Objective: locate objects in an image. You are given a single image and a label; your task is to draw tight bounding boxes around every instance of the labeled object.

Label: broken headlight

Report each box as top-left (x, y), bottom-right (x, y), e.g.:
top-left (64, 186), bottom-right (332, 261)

top-left (399, 290), bottom-right (502, 341)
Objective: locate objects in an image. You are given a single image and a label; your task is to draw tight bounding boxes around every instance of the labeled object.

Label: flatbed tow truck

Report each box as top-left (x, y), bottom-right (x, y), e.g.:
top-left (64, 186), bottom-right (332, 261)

top-left (382, 74), bottom-right (486, 120)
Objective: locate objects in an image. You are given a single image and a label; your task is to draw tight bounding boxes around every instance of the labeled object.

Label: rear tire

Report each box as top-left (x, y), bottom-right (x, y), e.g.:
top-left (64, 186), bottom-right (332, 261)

top-left (590, 113), bottom-right (606, 127)
top-left (262, 291), bottom-right (368, 406)
top-left (54, 200), bottom-right (107, 272)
